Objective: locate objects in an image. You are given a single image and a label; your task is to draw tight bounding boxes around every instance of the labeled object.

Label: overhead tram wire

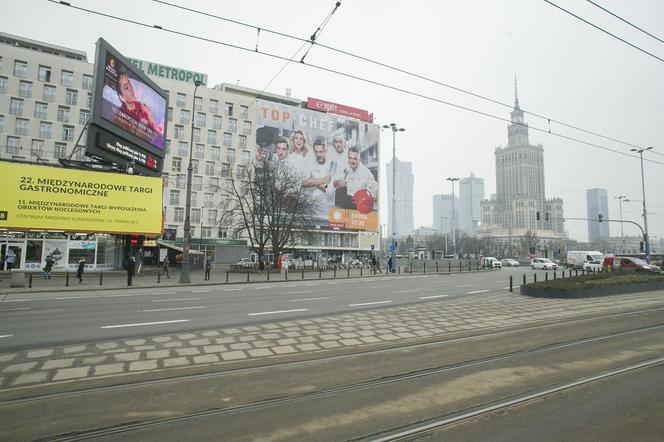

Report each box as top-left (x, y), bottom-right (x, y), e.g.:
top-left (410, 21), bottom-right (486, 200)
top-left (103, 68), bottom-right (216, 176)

top-left (152, 0), bottom-right (655, 155)
top-left (585, 0), bottom-right (664, 46)
top-left (542, 0), bottom-right (664, 63)
top-left (48, 0), bottom-right (664, 167)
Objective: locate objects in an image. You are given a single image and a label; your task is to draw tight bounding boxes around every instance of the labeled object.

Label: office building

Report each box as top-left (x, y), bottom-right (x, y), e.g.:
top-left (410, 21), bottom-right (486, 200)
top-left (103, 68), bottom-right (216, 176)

top-left (458, 172), bottom-right (484, 236)
top-left (387, 157), bottom-right (414, 237)
top-left (586, 188), bottom-right (610, 241)
top-left (433, 193), bottom-right (458, 236)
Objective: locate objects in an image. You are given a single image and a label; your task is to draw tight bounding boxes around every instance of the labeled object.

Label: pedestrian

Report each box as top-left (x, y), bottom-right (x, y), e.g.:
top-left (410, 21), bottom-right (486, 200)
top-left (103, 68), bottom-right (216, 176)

top-left (76, 258), bottom-right (86, 283)
top-left (258, 256), bottom-right (265, 272)
top-left (204, 257), bottom-right (212, 281)
top-left (161, 255), bottom-right (170, 279)
top-left (126, 256), bottom-right (136, 286)
top-left (5, 248), bottom-right (17, 270)
top-left (43, 254), bottom-right (55, 279)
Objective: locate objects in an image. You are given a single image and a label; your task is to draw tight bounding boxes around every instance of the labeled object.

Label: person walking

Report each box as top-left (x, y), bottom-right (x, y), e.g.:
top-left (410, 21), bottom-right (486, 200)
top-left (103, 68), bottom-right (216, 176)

top-left (126, 256), bottom-right (136, 286)
top-left (43, 254), bottom-right (55, 279)
top-left (204, 257), bottom-right (212, 281)
top-left (76, 258), bottom-right (86, 283)
top-left (161, 255), bottom-right (170, 279)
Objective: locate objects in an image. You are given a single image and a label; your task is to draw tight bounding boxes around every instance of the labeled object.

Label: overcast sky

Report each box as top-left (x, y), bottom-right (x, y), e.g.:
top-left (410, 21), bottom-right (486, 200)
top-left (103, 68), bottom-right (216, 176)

top-left (5, 0), bottom-right (664, 242)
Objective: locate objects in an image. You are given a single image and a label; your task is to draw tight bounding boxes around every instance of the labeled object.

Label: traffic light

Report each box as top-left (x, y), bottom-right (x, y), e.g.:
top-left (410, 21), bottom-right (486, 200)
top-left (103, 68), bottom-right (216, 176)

top-left (536, 212), bottom-right (540, 220)
top-left (598, 214), bottom-right (603, 223)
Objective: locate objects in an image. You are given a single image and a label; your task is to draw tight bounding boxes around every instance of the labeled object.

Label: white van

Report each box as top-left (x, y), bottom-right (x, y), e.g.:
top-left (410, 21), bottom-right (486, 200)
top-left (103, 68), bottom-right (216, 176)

top-left (566, 251), bottom-right (604, 269)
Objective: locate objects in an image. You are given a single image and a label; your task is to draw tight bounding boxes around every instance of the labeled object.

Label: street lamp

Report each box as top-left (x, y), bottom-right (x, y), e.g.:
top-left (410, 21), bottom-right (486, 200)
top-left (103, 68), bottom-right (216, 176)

top-left (179, 79), bottom-right (202, 283)
top-left (383, 122), bottom-right (405, 273)
top-left (630, 146), bottom-right (653, 262)
top-left (446, 177), bottom-right (459, 257)
top-left (614, 195), bottom-right (629, 253)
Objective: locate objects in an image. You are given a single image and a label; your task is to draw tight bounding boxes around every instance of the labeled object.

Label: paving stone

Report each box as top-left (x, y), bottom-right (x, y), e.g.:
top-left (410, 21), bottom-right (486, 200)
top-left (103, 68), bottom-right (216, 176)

top-left (298, 336), bottom-right (317, 343)
top-left (94, 363), bottom-right (125, 376)
top-left (259, 333), bottom-right (280, 340)
top-left (203, 345), bottom-right (227, 354)
top-left (62, 345), bottom-right (88, 354)
top-left (176, 333), bottom-right (198, 340)
top-left (339, 332), bottom-right (360, 339)
top-left (396, 332), bottom-right (417, 339)
top-left (12, 372), bottom-right (49, 385)
top-left (163, 357), bottom-right (190, 368)
top-left (163, 341), bottom-right (184, 348)
top-left (242, 326), bottom-right (260, 332)
top-left (220, 351), bottom-right (246, 361)
top-left (175, 348), bottom-right (200, 356)
top-left (201, 331), bottom-right (220, 337)
top-left (339, 339), bottom-right (362, 346)
top-left (221, 328), bottom-right (242, 334)
top-left (239, 335), bottom-right (256, 342)
top-left (247, 348), bottom-right (273, 358)
top-left (96, 342), bottom-right (119, 350)
top-left (215, 337), bottom-right (236, 344)
top-left (0, 353), bottom-right (18, 363)
top-left (319, 341), bottom-right (341, 349)
top-left (277, 338), bottom-right (298, 346)
top-left (114, 352), bottom-right (141, 362)
top-left (357, 330), bottom-right (376, 337)
top-left (229, 343), bottom-right (252, 351)
top-left (3, 362), bottom-right (38, 373)
top-left (41, 358), bottom-right (75, 370)
top-left (414, 330), bottom-right (434, 337)
top-left (320, 334), bottom-right (340, 341)
top-left (152, 336), bottom-right (172, 343)
top-left (125, 339), bottom-right (146, 346)
top-left (134, 345), bottom-right (157, 351)
top-left (283, 332), bottom-right (301, 338)
top-left (26, 349), bottom-right (54, 359)
top-left (53, 366), bottom-right (91, 380)
top-left (261, 323), bottom-right (280, 329)
top-left (303, 330), bottom-right (320, 336)
top-left (82, 356), bottom-right (108, 365)
top-left (129, 360), bottom-right (158, 372)
top-left (146, 350), bottom-right (170, 359)
top-left (378, 334), bottom-right (400, 341)
top-left (296, 343), bottom-right (321, 351)
top-left (272, 346), bottom-right (297, 355)
top-left (360, 336), bottom-right (382, 344)
top-left (193, 354), bottom-right (220, 364)
top-left (189, 338), bottom-right (211, 346)
top-left (252, 341), bottom-right (273, 348)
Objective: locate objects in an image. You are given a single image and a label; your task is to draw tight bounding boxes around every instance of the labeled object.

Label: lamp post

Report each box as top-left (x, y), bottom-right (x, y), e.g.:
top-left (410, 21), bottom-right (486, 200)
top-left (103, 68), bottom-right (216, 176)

top-left (179, 79), bottom-right (202, 283)
top-left (383, 123), bottom-right (405, 273)
top-left (614, 195), bottom-right (629, 253)
top-left (446, 177), bottom-right (459, 258)
top-left (630, 146), bottom-right (653, 262)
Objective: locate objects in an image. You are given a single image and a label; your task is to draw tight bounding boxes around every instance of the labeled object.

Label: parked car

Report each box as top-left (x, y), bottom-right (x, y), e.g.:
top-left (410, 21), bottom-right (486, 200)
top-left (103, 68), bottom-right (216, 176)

top-left (603, 256), bottom-right (661, 273)
top-left (500, 258), bottom-right (520, 267)
top-left (481, 257), bottom-right (502, 269)
top-left (566, 251), bottom-right (604, 269)
top-left (236, 258), bottom-right (254, 267)
top-left (531, 258), bottom-right (558, 270)
top-left (344, 259), bottom-right (362, 268)
top-left (582, 260), bottom-right (603, 272)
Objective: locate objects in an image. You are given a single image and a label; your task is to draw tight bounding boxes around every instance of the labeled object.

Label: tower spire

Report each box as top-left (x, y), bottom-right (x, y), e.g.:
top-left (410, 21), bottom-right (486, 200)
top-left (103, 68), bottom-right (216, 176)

top-left (514, 75), bottom-right (520, 109)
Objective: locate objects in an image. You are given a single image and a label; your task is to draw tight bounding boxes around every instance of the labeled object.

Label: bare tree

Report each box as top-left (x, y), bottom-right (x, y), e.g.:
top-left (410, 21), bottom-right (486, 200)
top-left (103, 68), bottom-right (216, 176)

top-left (217, 157), bottom-right (318, 267)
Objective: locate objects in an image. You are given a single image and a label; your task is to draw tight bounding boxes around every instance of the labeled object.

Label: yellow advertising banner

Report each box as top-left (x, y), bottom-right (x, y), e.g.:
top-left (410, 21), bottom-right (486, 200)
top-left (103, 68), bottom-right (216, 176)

top-left (328, 207), bottom-right (378, 231)
top-left (0, 162), bottom-right (163, 234)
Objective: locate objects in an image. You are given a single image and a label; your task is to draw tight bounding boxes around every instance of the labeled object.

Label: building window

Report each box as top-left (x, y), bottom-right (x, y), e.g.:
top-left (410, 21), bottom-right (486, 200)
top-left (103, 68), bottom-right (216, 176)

top-left (65, 89), bottom-right (78, 106)
top-left (178, 141), bottom-right (188, 156)
top-left (209, 99), bottom-right (218, 113)
top-left (196, 112), bottom-right (206, 127)
top-left (221, 162), bottom-right (230, 177)
top-left (57, 106), bottom-right (70, 123)
top-left (174, 208), bottom-right (184, 223)
top-left (179, 109), bottom-right (190, 124)
top-left (62, 125), bottom-right (75, 141)
top-left (176, 93), bottom-right (186, 108)
top-left (194, 144), bottom-right (204, 159)
top-left (165, 139), bottom-right (171, 154)
top-left (175, 174), bottom-right (185, 189)
top-left (15, 118), bottom-right (29, 136)
top-left (174, 124), bottom-right (184, 140)
top-left (241, 150), bottom-right (250, 164)
top-left (226, 148), bottom-right (235, 163)
top-left (34, 102), bottom-right (48, 119)
top-left (79, 109), bottom-right (89, 125)
top-left (207, 209), bottom-right (217, 225)
top-left (239, 105), bottom-right (248, 119)
top-left (190, 159), bottom-right (199, 174)
top-left (210, 145), bottom-right (220, 161)
top-left (192, 208), bottom-right (201, 224)
top-left (31, 139), bottom-right (44, 158)
top-left (243, 120), bottom-right (252, 135)
top-left (0, 76), bottom-right (8, 94)
top-left (228, 118), bottom-right (237, 133)
top-left (212, 115), bottom-right (222, 130)
top-left (205, 161), bottom-right (215, 176)
top-left (167, 107), bottom-right (173, 122)
top-left (172, 157), bottom-right (182, 172)
top-left (204, 193), bottom-right (213, 208)
top-left (202, 227), bottom-right (212, 238)
top-left (0, 115), bottom-right (3, 133)
top-left (207, 129), bottom-right (217, 144)
top-left (10, 98), bottom-right (24, 116)
top-left (6, 136), bottom-right (21, 155)
top-left (54, 142), bottom-right (67, 159)
top-left (61, 70), bottom-right (74, 87)
top-left (223, 132), bottom-right (232, 147)
top-left (192, 127), bottom-right (200, 143)
top-left (238, 135), bottom-right (247, 148)
top-left (208, 177), bottom-right (219, 191)
top-left (218, 227), bottom-right (228, 238)
top-left (38, 65), bottom-right (51, 82)
top-left (237, 164), bottom-right (246, 178)
top-left (39, 121), bottom-right (52, 139)
top-left (169, 190), bottom-right (180, 205)
top-left (224, 102), bottom-right (234, 116)
top-left (193, 175), bottom-right (202, 191)
top-left (14, 60), bottom-right (28, 78)
top-left (82, 74), bottom-right (93, 91)
top-left (19, 81), bottom-right (32, 98)
top-left (194, 96), bottom-right (202, 111)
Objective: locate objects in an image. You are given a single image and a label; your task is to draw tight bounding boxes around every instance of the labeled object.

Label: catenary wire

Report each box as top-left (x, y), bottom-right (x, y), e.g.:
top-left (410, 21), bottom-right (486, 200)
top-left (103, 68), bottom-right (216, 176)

top-left (542, 0), bottom-right (664, 63)
top-left (47, 0), bottom-right (664, 167)
top-left (585, 0), bottom-right (664, 45)
top-left (152, 0), bottom-right (658, 155)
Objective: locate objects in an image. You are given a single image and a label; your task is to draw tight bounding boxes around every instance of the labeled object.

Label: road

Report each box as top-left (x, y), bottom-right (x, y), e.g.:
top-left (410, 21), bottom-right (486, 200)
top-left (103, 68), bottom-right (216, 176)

top-left (0, 268), bottom-right (517, 351)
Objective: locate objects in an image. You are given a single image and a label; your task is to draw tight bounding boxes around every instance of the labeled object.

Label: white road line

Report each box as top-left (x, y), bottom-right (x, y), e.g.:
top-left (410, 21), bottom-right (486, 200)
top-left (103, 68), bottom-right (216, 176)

top-left (456, 284), bottom-right (474, 288)
top-left (467, 290), bottom-right (490, 294)
top-left (254, 287), bottom-right (271, 290)
top-left (142, 306), bottom-right (207, 313)
top-left (348, 300), bottom-right (393, 307)
top-left (289, 297), bottom-right (331, 302)
top-left (371, 285), bottom-right (394, 289)
top-left (503, 287), bottom-right (511, 290)
top-left (151, 298), bottom-right (203, 303)
top-left (101, 319), bottom-right (190, 329)
top-left (418, 295), bottom-right (449, 299)
top-left (248, 309), bottom-right (308, 316)
top-left (304, 283), bottom-right (319, 286)
top-left (54, 296), bottom-right (96, 300)
top-left (280, 290), bottom-right (315, 295)
top-left (0, 334), bottom-right (13, 339)
top-left (191, 290), bottom-right (210, 293)
top-left (224, 288), bottom-right (242, 291)
top-left (393, 289), bottom-right (421, 294)
top-left (3, 299), bottom-right (37, 303)
top-left (150, 292), bottom-right (170, 295)
top-left (0, 307), bottom-right (31, 312)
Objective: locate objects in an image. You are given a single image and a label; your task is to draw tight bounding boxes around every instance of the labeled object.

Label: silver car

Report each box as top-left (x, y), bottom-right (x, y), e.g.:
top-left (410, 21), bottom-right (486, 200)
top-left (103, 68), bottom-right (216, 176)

top-left (531, 258), bottom-right (558, 270)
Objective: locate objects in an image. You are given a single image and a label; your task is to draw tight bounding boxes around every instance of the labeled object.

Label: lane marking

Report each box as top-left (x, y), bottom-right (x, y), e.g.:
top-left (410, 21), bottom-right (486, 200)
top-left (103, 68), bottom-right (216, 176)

top-left (142, 306), bottom-right (207, 313)
top-left (0, 307), bottom-right (31, 312)
top-left (289, 297), bottom-right (331, 302)
top-left (503, 287), bottom-right (511, 290)
top-left (3, 299), bottom-right (37, 303)
top-left (151, 298), bottom-right (203, 303)
top-left (304, 283), bottom-right (319, 286)
top-left (224, 288), bottom-right (242, 291)
top-left (393, 289), bottom-right (421, 294)
top-left (150, 292), bottom-right (170, 295)
top-left (0, 334), bottom-right (14, 339)
top-left (371, 285), bottom-right (394, 289)
top-left (101, 319), bottom-right (190, 329)
top-left (456, 284), bottom-right (474, 288)
top-left (349, 300), bottom-right (393, 307)
top-left (254, 287), bottom-right (271, 290)
top-left (467, 290), bottom-right (490, 294)
top-left (280, 290), bottom-right (315, 295)
top-left (248, 309), bottom-right (308, 316)
top-left (419, 295), bottom-right (449, 299)
top-left (191, 290), bottom-right (210, 293)
top-left (54, 296), bottom-right (96, 300)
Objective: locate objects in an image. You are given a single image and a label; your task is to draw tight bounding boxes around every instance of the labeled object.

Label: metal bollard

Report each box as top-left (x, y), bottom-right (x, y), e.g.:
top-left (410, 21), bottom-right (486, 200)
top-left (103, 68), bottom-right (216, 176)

top-left (319, 268), bottom-right (322, 279)
top-left (65, 272), bottom-right (70, 287)
top-left (398, 265), bottom-right (401, 274)
top-left (267, 269), bottom-right (270, 281)
top-left (302, 268), bottom-right (305, 280)
top-left (575, 269), bottom-right (578, 277)
top-left (360, 267), bottom-right (363, 277)
top-left (247, 271), bottom-right (250, 282)
top-left (468, 261), bottom-right (471, 272)
top-left (562, 270), bottom-right (565, 278)
top-left (424, 262), bottom-right (426, 273)
top-left (534, 273), bottom-right (537, 283)
top-left (226, 270), bottom-right (229, 283)
top-left (509, 275), bottom-right (513, 292)
top-left (334, 267), bottom-right (337, 278)
top-left (29, 273), bottom-right (33, 288)
top-left (285, 269), bottom-right (288, 280)
top-left (156, 271), bottom-right (159, 284)
top-left (553, 271), bottom-right (557, 280)
top-left (523, 274), bottom-right (526, 285)
top-left (347, 267), bottom-right (350, 278)
top-left (410, 262), bottom-right (413, 274)
top-left (448, 262), bottom-right (451, 273)
top-left (460, 261), bottom-right (462, 272)
top-left (545, 272), bottom-right (548, 281)
top-left (436, 261), bottom-right (439, 272)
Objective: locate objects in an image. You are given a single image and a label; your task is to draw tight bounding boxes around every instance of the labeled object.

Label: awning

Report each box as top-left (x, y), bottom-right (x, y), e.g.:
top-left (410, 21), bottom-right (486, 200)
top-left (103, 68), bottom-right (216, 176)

top-left (157, 240), bottom-right (204, 255)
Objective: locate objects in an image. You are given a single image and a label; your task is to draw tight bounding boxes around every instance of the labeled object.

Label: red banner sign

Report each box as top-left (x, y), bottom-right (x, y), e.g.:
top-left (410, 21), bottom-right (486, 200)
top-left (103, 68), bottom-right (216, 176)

top-left (306, 97), bottom-right (373, 123)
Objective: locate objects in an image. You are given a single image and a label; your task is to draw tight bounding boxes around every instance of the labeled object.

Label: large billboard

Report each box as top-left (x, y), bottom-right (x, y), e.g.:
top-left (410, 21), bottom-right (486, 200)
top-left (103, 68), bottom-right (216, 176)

top-left (0, 162), bottom-right (163, 235)
top-left (256, 100), bottom-right (380, 232)
top-left (87, 38), bottom-right (168, 175)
